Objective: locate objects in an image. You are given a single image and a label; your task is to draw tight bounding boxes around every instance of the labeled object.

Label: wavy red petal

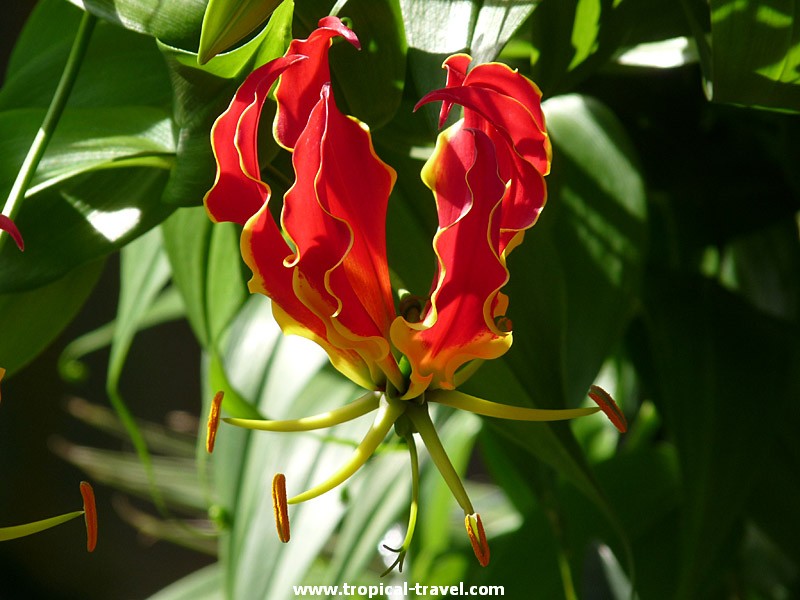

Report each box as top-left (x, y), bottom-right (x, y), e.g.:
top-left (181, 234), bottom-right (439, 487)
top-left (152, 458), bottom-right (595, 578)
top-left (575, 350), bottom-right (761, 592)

top-left (205, 55), bottom-right (305, 225)
top-left (392, 126), bottom-right (512, 390)
top-left (274, 17), bottom-right (360, 150)
top-left (438, 53), bottom-right (471, 127)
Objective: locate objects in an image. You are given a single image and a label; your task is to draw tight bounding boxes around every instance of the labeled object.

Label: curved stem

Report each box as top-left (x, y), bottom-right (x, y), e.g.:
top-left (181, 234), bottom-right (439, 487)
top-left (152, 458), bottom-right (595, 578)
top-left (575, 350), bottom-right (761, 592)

top-left (0, 11), bottom-right (97, 251)
top-left (287, 398), bottom-right (405, 504)
top-left (428, 389), bottom-right (600, 421)
top-left (225, 391), bottom-right (380, 432)
top-left (406, 403), bottom-right (474, 515)
top-left (381, 428), bottom-right (420, 575)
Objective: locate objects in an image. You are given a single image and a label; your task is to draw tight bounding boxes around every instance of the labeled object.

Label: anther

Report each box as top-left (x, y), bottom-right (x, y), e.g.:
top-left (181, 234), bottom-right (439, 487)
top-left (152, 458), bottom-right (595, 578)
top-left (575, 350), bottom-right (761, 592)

top-left (465, 513), bottom-right (490, 567)
top-left (80, 481), bottom-right (97, 552)
top-left (399, 295), bottom-right (425, 323)
top-left (206, 391), bottom-right (224, 453)
top-left (0, 367), bottom-right (5, 404)
top-left (588, 385), bottom-right (627, 433)
top-left (494, 315), bottom-right (513, 333)
top-left (272, 473), bottom-right (290, 543)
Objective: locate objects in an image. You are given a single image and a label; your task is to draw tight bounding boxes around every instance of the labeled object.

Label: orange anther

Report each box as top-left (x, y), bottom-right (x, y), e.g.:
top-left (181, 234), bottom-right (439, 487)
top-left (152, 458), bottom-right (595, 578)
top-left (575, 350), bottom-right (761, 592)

top-left (465, 513), bottom-right (490, 567)
top-left (80, 481), bottom-right (97, 552)
top-left (588, 385), bottom-right (627, 433)
top-left (272, 473), bottom-right (290, 543)
top-left (206, 391), bottom-right (224, 453)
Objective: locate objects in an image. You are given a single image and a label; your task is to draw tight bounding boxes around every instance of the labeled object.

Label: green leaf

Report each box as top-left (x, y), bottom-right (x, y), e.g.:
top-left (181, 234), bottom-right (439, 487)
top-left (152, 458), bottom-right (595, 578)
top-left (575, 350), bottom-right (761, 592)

top-left (0, 260), bottom-right (103, 374)
top-left (147, 564), bottom-right (222, 600)
top-left (0, 1), bottom-right (172, 111)
top-left (708, 0), bottom-right (800, 112)
top-left (643, 273), bottom-right (799, 597)
top-left (208, 296), bottom-right (378, 599)
top-left (198, 0), bottom-right (284, 64)
top-left (65, 0), bottom-right (208, 50)
top-left (0, 167), bottom-right (173, 292)
top-left (162, 206), bottom-right (248, 348)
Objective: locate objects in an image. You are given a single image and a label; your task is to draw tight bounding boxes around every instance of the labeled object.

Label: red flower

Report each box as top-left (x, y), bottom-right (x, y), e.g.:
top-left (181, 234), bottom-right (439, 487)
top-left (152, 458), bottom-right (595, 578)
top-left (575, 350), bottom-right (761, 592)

top-left (204, 17), bottom-right (624, 570)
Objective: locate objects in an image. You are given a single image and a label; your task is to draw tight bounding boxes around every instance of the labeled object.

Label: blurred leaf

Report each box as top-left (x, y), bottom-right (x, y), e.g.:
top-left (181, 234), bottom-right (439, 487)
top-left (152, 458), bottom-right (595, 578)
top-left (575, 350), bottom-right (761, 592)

top-left (0, 167), bottom-right (172, 292)
top-left (0, 0), bottom-right (172, 111)
top-left (106, 227), bottom-right (173, 512)
top-left (208, 295), bottom-right (382, 599)
top-left (708, 0), bottom-right (800, 112)
top-left (643, 273), bottom-right (799, 597)
top-left (198, 0), bottom-right (284, 64)
top-left (65, 0), bottom-right (208, 50)
top-left (162, 206), bottom-right (247, 348)
top-left (147, 564), bottom-right (222, 600)
top-left (0, 260), bottom-right (103, 374)
top-left (157, 0), bottom-right (294, 206)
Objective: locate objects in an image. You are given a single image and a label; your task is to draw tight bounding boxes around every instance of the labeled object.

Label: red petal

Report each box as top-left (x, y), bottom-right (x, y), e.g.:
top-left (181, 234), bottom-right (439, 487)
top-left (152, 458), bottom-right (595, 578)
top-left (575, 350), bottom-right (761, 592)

top-left (205, 55), bottom-right (306, 225)
top-left (0, 215), bottom-right (24, 251)
top-left (438, 53), bottom-right (471, 127)
top-left (274, 17), bottom-right (360, 150)
top-left (282, 86), bottom-right (400, 385)
top-left (391, 125), bottom-right (512, 393)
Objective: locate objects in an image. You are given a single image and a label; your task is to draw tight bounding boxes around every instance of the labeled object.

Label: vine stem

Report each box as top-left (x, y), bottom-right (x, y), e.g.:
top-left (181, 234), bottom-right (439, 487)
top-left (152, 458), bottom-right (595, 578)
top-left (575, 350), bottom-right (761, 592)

top-left (0, 11), bottom-right (97, 251)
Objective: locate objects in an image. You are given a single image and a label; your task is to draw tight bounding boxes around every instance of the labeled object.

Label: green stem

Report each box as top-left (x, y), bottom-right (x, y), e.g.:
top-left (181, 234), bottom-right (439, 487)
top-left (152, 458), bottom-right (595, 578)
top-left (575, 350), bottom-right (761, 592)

top-left (0, 11), bottom-right (97, 251)
top-left (225, 391), bottom-right (380, 431)
top-left (406, 403), bottom-right (474, 515)
top-left (428, 389), bottom-right (600, 422)
top-left (381, 429), bottom-right (420, 576)
top-left (287, 397), bottom-right (405, 504)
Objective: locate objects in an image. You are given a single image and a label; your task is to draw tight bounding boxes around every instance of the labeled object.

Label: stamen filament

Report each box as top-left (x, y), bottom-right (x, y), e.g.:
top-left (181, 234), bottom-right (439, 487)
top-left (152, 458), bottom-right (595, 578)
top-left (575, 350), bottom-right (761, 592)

top-left (381, 429), bottom-right (420, 576)
top-left (452, 360), bottom-right (484, 388)
top-left (287, 398), bottom-right (406, 504)
top-left (406, 403), bottom-right (474, 515)
top-left (428, 389), bottom-right (601, 421)
top-left (0, 511), bottom-right (85, 541)
top-left (225, 391), bottom-right (380, 432)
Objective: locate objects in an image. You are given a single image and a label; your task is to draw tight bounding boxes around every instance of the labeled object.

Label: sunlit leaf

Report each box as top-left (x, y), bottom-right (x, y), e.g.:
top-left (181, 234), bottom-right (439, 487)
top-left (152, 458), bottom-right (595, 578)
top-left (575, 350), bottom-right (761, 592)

top-left (198, 0), bottom-right (284, 64)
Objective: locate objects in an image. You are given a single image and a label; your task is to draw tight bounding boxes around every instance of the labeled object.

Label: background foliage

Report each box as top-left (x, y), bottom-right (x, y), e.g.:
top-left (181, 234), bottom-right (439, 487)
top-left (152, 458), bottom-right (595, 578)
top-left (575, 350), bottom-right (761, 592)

top-left (1, 0), bottom-right (798, 598)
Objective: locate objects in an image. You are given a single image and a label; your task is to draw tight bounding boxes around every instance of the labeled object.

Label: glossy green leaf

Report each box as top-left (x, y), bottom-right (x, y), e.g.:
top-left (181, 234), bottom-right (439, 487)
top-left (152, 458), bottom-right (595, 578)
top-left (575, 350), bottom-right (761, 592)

top-left (0, 167), bottom-right (173, 293)
top-left (708, 0), bottom-right (800, 112)
top-left (161, 206), bottom-right (247, 348)
top-left (0, 1), bottom-right (172, 111)
top-left (66, 0), bottom-right (208, 50)
top-left (0, 260), bottom-right (103, 375)
top-left (643, 274), bottom-right (799, 598)
top-left (198, 0), bottom-right (284, 64)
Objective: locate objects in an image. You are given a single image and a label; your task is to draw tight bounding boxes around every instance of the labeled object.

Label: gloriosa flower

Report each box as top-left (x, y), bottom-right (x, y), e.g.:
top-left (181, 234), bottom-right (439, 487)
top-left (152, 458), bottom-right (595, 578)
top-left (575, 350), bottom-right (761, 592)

top-left (204, 17), bottom-right (626, 570)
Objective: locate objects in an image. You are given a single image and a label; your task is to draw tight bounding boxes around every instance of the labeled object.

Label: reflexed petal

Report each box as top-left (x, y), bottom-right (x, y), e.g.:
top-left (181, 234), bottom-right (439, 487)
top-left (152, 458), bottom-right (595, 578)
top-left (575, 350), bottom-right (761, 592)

top-left (274, 16), bottom-right (360, 150)
top-left (391, 126), bottom-right (512, 395)
top-left (204, 55), bottom-right (306, 225)
top-left (282, 85), bottom-right (401, 388)
top-left (438, 53), bottom-right (470, 127)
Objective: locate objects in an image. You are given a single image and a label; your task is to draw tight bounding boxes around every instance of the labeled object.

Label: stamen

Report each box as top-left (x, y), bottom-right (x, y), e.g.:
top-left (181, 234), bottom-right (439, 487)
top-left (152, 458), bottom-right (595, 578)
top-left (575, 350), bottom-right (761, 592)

top-left (225, 391), bottom-right (380, 432)
top-left (406, 403), bottom-right (474, 515)
top-left (494, 315), bottom-right (513, 333)
top-left (588, 385), bottom-right (627, 433)
top-left (80, 481), bottom-right (97, 552)
top-left (429, 389), bottom-right (602, 422)
top-left (206, 391), bottom-right (224, 453)
top-left (272, 473), bottom-right (290, 543)
top-left (287, 398), bottom-right (406, 504)
top-left (465, 513), bottom-right (490, 567)
top-left (380, 426), bottom-right (420, 576)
